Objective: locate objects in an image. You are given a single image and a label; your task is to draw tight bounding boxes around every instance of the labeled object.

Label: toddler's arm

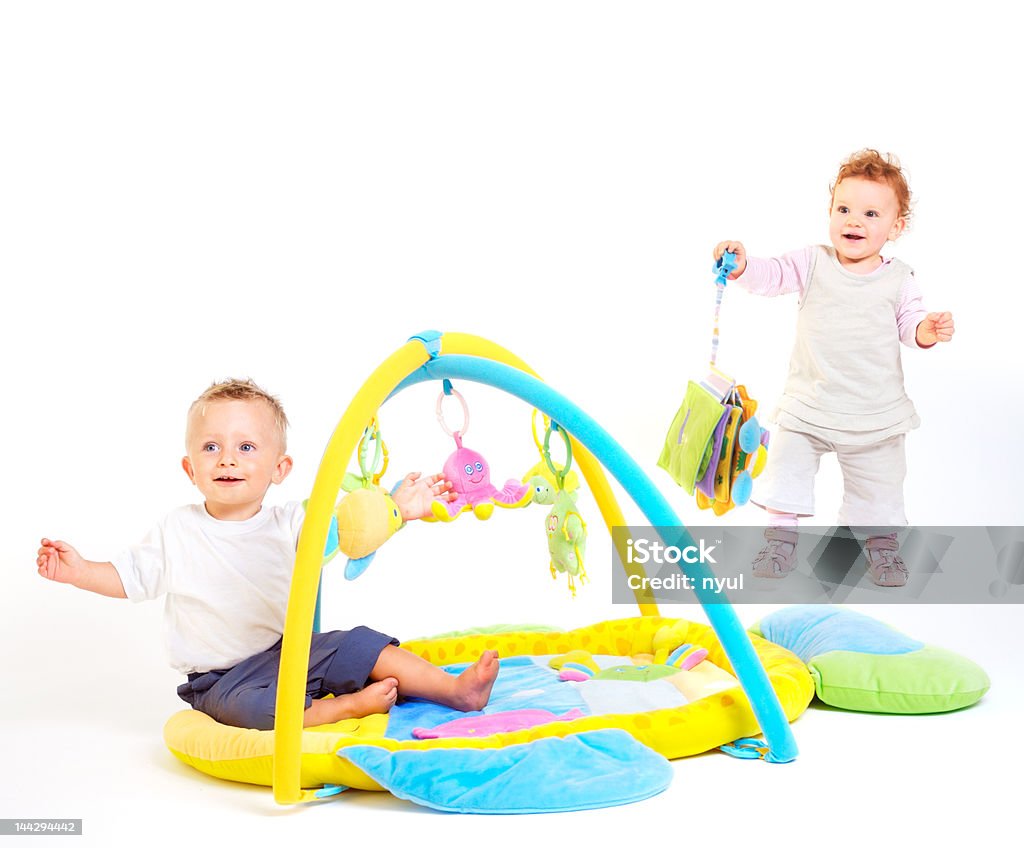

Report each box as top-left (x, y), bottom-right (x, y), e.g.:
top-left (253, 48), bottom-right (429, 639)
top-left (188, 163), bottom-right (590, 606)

top-left (36, 538), bottom-right (128, 599)
top-left (713, 242), bottom-right (810, 297)
top-left (895, 276), bottom-right (955, 348)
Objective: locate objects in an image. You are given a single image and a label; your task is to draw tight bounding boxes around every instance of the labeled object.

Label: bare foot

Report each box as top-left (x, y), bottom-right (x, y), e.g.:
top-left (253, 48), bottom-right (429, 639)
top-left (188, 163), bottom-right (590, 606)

top-left (347, 677), bottom-right (400, 714)
top-left (303, 677), bottom-right (399, 726)
top-left (451, 651), bottom-right (499, 711)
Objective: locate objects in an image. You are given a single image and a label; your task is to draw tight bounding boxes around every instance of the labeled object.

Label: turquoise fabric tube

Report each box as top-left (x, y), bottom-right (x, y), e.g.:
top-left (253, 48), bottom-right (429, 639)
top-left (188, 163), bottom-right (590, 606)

top-left (391, 354), bottom-right (798, 764)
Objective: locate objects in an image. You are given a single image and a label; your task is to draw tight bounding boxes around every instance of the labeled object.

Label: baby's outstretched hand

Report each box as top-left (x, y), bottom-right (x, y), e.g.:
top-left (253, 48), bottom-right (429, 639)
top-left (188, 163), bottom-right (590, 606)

top-left (713, 241), bottom-right (747, 278)
top-left (37, 538), bottom-right (85, 585)
top-left (392, 472), bottom-right (454, 522)
top-left (916, 311), bottom-right (955, 346)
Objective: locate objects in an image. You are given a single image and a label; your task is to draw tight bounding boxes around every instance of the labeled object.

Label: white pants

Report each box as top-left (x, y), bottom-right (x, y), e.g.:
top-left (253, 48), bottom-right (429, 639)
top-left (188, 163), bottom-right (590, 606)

top-left (753, 428), bottom-right (908, 526)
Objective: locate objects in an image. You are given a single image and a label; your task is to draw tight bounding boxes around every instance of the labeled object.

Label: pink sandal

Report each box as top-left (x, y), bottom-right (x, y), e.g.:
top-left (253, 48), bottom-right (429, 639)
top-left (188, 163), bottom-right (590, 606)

top-left (752, 527), bottom-right (798, 578)
top-left (865, 534), bottom-right (908, 587)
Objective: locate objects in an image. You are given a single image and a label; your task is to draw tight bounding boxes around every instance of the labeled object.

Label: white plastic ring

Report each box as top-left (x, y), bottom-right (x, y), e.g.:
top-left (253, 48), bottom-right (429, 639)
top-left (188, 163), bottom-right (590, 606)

top-left (436, 388), bottom-right (470, 437)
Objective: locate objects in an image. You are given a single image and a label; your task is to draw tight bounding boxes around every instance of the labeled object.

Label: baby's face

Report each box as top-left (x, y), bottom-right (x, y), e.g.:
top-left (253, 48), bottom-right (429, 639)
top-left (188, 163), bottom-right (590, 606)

top-left (828, 177), bottom-right (905, 271)
top-left (182, 399), bottom-right (291, 520)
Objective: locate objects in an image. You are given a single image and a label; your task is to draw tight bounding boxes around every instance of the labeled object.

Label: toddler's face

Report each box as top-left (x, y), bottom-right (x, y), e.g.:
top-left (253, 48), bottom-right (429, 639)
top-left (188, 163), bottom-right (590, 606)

top-left (828, 177), bottom-right (905, 270)
top-left (182, 399), bottom-right (291, 520)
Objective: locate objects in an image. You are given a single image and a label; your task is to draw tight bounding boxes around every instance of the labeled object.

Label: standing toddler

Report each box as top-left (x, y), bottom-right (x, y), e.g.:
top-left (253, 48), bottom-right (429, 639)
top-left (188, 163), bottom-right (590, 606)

top-left (714, 150), bottom-right (954, 586)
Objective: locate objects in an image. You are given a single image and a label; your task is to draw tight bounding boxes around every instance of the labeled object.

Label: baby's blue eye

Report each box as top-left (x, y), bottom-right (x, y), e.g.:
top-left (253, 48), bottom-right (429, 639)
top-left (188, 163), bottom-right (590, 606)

top-left (203, 443), bottom-right (219, 452)
top-left (239, 443), bottom-right (255, 452)
top-left (474, 462), bottom-right (483, 472)
top-left (464, 464), bottom-right (473, 475)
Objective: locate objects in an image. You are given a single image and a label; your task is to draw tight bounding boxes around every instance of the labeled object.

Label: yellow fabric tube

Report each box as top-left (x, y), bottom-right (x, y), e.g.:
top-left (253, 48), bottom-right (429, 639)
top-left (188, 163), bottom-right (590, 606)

top-left (272, 340), bottom-right (429, 804)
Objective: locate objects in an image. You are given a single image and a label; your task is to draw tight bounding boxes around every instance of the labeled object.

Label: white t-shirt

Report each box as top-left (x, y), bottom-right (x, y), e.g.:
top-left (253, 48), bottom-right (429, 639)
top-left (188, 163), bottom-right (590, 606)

top-left (112, 502), bottom-right (306, 674)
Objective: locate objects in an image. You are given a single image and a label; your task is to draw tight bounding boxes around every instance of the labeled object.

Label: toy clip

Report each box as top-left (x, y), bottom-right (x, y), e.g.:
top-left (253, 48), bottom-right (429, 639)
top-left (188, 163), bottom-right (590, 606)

top-left (714, 250), bottom-right (738, 287)
top-left (436, 385), bottom-right (470, 438)
top-left (524, 410), bottom-right (580, 503)
top-left (719, 737), bottom-right (770, 760)
top-left (357, 418), bottom-right (389, 486)
top-left (542, 421), bottom-right (573, 493)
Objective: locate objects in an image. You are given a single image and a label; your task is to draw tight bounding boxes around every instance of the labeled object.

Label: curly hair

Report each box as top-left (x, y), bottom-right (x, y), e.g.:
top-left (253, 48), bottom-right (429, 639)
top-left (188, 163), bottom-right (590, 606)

top-left (187, 378), bottom-right (289, 450)
top-left (831, 149), bottom-right (912, 221)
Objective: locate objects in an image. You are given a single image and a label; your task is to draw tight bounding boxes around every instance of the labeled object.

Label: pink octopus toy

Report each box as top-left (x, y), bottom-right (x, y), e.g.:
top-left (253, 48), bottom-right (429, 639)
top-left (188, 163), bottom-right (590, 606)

top-left (429, 387), bottom-right (532, 521)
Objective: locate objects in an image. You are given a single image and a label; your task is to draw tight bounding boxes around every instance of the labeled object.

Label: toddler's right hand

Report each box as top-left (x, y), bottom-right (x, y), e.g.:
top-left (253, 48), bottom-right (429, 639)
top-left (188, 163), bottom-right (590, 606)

top-left (713, 241), bottom-right (747, 279)
top-left (37, 538), bottom-right (86, 586)
top-left (392, 472), bottom-right (454, 522)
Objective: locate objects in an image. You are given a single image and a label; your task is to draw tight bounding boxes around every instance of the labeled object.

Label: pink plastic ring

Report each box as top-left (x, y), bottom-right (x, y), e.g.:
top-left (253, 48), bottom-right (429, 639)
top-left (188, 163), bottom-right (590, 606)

top-left (436, 388), bottom-right (470, 437)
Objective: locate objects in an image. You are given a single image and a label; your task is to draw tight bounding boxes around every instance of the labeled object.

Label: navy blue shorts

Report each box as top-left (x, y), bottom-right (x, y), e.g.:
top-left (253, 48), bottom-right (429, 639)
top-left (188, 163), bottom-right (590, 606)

top-left (176, 627), bottom-right (399, 730)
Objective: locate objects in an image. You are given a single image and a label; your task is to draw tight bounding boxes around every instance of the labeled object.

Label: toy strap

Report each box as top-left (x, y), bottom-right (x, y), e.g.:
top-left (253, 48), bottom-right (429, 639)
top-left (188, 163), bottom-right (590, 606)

top-left (543, 421), bottom-right (573, 491)
top-left (436, 384), bottom-right (470, 439)
top-left (530, 408), bottom-right (549, 457)
top-left (357, 418), bottom-right (389, 485)
top-left (534, 409), bottom-right (576, 486)
top-left (709, 251), bottom-right (738, 368)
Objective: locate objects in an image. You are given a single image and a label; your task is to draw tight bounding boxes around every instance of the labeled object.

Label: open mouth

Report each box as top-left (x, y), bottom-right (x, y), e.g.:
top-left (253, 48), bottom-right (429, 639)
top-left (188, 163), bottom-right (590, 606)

top-left (843, 233), bottom-right (865, 241)
top-left (215, 476), bottom-right (244, 483)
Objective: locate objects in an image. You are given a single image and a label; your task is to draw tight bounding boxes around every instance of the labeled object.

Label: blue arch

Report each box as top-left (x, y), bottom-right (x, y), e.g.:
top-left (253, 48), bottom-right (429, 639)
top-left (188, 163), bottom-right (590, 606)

top-left (391, 353), bottom-right (798, 763)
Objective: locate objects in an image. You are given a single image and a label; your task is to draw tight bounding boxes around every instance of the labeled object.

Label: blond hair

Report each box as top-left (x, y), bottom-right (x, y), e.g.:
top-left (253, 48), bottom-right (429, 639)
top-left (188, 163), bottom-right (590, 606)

top-left (187, 378), bottom-right (289, 450)
top-left (831, 149), bottom-right (912, 222)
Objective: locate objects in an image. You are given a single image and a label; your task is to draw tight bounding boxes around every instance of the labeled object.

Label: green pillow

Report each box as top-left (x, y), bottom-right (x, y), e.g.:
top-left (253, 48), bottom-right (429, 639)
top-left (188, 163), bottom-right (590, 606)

top-left (751, 606), bottom-right (990, 714)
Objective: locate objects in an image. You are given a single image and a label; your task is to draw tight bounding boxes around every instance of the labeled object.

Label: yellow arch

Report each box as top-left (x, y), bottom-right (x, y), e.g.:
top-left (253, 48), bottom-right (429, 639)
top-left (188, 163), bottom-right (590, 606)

top-left (272, 332), bottom-right (655, 804)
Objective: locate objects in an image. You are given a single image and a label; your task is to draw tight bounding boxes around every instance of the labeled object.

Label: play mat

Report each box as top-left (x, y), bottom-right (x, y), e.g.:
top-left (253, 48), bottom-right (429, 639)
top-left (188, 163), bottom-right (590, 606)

top-left (165, 616), bottom-right (813, 811)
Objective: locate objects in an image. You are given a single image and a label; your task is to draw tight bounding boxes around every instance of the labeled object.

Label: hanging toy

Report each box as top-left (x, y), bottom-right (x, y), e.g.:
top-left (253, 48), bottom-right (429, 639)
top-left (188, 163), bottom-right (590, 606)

top-left (657, 251), bottom-right (770, 516)
top-left (428, 382), bottom-right (532, 522)
top-left (334, 420), bottom-right (404, 580)
top-left (541, 421), bottom-right (588, 597)
top-left (523, 409), bottom-right (580, 505)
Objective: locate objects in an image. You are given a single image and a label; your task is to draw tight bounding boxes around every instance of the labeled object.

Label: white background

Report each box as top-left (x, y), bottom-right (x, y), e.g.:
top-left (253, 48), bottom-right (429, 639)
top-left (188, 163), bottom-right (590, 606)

top-left (1, 1), bottom-right (1020, 844)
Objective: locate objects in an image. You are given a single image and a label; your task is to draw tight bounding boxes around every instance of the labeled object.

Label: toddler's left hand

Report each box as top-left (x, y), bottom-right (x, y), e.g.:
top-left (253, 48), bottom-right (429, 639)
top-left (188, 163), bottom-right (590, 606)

top-left (392, 472), bottom-right (454, 521)
top-left (917, 311), bottom-right (955, 346)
